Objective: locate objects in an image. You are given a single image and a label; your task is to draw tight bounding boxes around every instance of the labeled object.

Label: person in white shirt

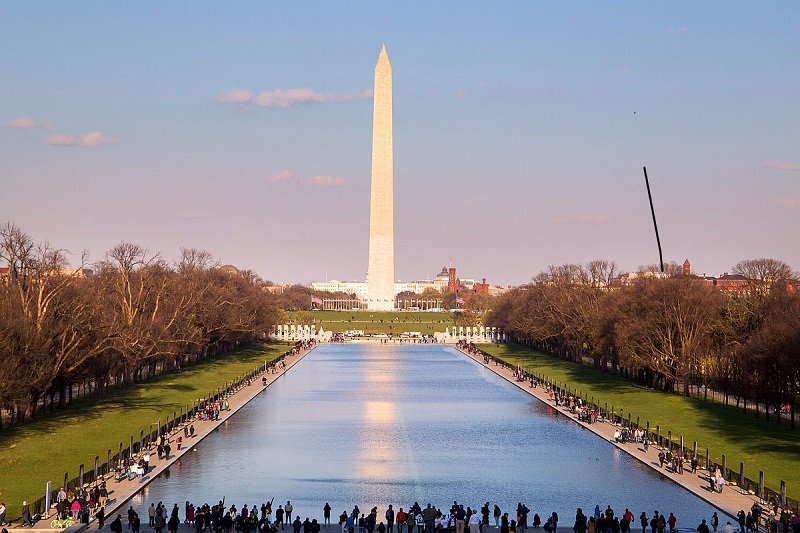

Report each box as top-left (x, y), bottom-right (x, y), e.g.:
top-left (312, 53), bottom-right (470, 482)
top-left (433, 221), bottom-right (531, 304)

top-left (724, 523), bottom-right (735, 533)
top-left (469, 510), bottom-right (482, 533)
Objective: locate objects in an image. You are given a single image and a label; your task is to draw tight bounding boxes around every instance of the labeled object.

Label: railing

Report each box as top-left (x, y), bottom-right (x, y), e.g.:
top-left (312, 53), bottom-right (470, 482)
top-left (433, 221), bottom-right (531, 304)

top-left (26, 346), bottom-right (305, 521)
top-left (470, 349), bottom-right (799, 517)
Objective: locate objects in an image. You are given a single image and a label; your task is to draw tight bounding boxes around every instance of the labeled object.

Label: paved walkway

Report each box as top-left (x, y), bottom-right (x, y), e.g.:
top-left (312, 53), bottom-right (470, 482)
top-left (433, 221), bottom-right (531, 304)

top-left (19, 342), bottom-right (764, 533)
top-left (17, 344), bottom-right (317, 533)
top-left (456, 347), bottom-right (763, 521)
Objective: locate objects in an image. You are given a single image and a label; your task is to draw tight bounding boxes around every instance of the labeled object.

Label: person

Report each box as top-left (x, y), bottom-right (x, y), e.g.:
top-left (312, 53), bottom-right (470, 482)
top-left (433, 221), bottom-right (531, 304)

top-left (574, 509), bottom-right (587, 533)
top-left (286, 503), bottom-right (294, 525)
top-left (697, 520), bottom-right (709, 533)
top-left (397, 508), bottom-right (407, 533)
top-left (293, 517), bottom-right (301, 533)
top-left (716, 474), bottom-right (725, 494)
top-left (502, 514), bottom-right (510, 533)
top-left (154, 509), bottom-right (166, 533)
top-left (0, 502), bottom-right (6, 526)
top-left (21, 501), bottom-right (33, 527)
top-left (99, 485), bottom-right (109, 508)
top-left (385, 505), bottom-right (394, 533)
top-left (469, 510), bottom-right (481, 533)
top-left (495, 506), bottom-right (502, 528)
top-left (111, 515), bottom-right (124, 533)
top-left (149, 504), bottom-right (156, 527)
top-left (667, 514), bottom-right (676, 533)
top-left (552, 513), bottom-right (558, 533)
top-left (132, 512), bottom-right (141, 533)
top-left (737, 511), bottom-right (746, 533)
top-left (276, 506), bottom-right (285, 530)
top-left (72, 498), bottom-right (83, 520)
top-left (639, 514), bottom-right (647, 533)
top-left (97, 507), bottom-right (106, 529)
top-left (404, 510), bottom-right (415, 533)
top-left (424, 505), bottom-right (437, 533)
top-left (711, 513), bottom-right (719, 532)
top-left (724, 523), bottom-right (735, 533)
top-left (169, 513), bottom-right (180, 533)
top-left (455, 506), bottom-right (466, 533)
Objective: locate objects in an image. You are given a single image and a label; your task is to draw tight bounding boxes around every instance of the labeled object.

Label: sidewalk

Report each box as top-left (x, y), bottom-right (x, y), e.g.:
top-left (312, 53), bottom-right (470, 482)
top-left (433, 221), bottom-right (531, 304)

top-left (457, 347), bottom-right (762, 520)
top-left (17, 344), bottom-right (317, 533)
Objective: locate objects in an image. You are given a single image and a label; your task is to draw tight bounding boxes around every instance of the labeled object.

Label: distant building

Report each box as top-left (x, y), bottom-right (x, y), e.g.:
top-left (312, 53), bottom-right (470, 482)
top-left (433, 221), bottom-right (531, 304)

top-left (311, 265), bottom-right (505, 302)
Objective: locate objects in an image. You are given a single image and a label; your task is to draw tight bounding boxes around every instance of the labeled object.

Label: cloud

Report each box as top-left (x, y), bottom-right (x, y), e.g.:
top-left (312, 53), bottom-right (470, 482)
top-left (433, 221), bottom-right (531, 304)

top-left (774, 198), bottom-right (800, 209)
top-left (47, 131), bottom-right (118, 147)
top-left (173, 210), bottom-right (217, 220)
top-left (618, 67), bottom-right (633, 74)
top-left (455, 88), bottom-right (467, 99)
top-left (667, 26), bottom-right (688, 33)
top-left (308, 174), bottom-right (346, 186)
top-left (267, 169), bottom-right (296, 183)
top-left (7, 117), bottom-right (55, 129)
top-left (218, 87), bottom-right (372, 108)
top-left (267, 169), bottom-right (346, 186)
top-left (551, 214), bottom-right (609, 225)
top-left (765, 160), bottom-right (799, 171)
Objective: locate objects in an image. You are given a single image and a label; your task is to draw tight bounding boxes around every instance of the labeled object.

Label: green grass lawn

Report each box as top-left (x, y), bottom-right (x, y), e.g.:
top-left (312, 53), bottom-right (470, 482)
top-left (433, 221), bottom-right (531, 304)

top-left (293, 310), bottom-right (453, 335)
top-left (0, 343), bottom-right (289, 518)
top-left (479, 343), bottom-right (800, 499)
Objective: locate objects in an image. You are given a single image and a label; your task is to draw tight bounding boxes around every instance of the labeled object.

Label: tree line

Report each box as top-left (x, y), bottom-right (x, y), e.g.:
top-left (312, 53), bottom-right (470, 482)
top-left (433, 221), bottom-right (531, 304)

top-left (0, 223), bottom-right (279, 426)
top-left (486, 259), bottom-right (800, 427)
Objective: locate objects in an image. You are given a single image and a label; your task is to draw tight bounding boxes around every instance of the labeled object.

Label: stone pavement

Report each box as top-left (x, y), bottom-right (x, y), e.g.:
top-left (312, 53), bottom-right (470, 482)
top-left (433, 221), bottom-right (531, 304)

top-left (457, 347), bottom-right (765, 521)
top-left (16, 344), bottom-right (317, 533)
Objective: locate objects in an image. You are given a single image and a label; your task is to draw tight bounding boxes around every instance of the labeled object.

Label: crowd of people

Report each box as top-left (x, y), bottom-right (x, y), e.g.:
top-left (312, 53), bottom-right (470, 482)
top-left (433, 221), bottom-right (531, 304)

top-left (109, 500), bottom-right (800, 533)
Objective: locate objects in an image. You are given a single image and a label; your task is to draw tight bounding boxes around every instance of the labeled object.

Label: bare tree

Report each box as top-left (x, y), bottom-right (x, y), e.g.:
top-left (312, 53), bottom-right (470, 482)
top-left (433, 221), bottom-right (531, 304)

top-left (733, 258), bottom-right (797, 296)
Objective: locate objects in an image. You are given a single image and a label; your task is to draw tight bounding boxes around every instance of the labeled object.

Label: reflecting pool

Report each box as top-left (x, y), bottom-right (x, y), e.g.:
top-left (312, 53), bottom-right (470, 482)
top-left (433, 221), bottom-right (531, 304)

top-left (132, 344), bottom-right (724, 527)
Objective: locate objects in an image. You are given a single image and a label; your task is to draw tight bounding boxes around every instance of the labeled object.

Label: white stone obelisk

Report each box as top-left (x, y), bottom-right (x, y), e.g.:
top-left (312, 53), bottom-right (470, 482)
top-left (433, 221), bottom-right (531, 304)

top-left (367, 44), bottom-right (395, 311)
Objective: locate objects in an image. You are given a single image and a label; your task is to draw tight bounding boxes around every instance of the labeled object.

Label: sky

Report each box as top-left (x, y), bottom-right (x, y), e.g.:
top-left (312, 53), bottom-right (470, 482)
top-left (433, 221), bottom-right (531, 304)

top-left (2, 2), bottom-right (799, 287)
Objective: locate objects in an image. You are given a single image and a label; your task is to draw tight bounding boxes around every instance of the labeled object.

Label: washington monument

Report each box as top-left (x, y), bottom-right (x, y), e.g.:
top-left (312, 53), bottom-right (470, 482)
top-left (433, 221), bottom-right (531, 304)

top-left (367, 45), bottom-right (394, 311)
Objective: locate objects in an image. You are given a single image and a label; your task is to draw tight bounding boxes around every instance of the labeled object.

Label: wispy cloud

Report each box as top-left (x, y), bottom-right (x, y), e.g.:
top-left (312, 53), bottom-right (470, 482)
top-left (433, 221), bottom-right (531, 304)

top-left (173, 210), bottom-right (217, 220)
top-left (47, 131), bottom-right (118, 147)
top-left (218, 87), bottom-right (372, 108)
top-left (267, 169), bottom-right (296, 182)
top-left (7, 117), bottom-right (55, 129)
top-left (551, 214), bottom-right (609, 225)
top-left (765, 160), bottom-right (799, 171)
top-left (267, 169), bottom-right (346, 186)
top-left (774, 198), bottom-right (800, 209)
top-left (308, 174), bottom-right (346, 186)
top-left (454, 88), bottom-right (467, 99)
top-left (667, 26), bottom-right (688, 34)
top-left (618, 66), bottom-right (633, 74)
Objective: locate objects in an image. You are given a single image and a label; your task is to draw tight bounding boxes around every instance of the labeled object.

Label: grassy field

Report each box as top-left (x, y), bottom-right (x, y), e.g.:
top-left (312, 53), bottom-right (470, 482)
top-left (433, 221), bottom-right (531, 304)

top-left (478, 343), bottom-right (800, 498)
top-left (291, 310), bottom-right (453, 335)
top-left (0, 343), bottom-right (289, 518)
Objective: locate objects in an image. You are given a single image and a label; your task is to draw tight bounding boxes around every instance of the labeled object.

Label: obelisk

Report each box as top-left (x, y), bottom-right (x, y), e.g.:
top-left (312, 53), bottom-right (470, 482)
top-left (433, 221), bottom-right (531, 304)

top-left (367, 44), bottom-right (395, 311)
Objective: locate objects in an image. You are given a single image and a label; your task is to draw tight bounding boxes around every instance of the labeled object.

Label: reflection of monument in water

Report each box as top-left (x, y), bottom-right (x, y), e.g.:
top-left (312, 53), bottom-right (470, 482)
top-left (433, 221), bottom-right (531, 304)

top-left (366, 45), bottom-right (395, 311)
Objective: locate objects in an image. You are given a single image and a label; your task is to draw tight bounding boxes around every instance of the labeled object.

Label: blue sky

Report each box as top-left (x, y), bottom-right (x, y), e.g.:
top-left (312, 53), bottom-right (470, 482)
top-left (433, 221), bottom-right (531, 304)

top-left (2, 2), bottom-right (798, 286)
